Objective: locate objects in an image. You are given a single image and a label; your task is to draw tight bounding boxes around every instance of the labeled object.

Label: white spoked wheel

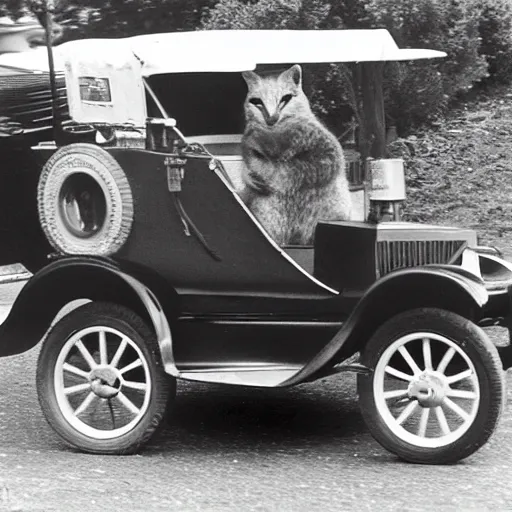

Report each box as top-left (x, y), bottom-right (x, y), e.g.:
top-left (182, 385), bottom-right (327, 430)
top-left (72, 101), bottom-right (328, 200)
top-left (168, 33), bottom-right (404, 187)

top-left (37, 302), bottom-right (174, 454)
top-left (54, 326), bottom-right (152, 440)
top-left (358, 308), bottom-right (505, 464)
top-left (373, 332), bottom-right (479, 448)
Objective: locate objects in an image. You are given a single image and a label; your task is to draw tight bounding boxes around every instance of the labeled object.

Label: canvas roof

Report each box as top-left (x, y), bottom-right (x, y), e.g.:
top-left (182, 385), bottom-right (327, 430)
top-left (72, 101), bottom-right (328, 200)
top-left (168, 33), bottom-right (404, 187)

top-left (0, 29), bottom-right (446, 75)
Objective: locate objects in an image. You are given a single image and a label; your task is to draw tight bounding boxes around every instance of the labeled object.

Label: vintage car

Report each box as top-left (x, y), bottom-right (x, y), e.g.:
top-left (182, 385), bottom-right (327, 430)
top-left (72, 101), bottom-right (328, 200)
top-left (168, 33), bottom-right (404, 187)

top-left (0, 29), bottom-right (511, 465)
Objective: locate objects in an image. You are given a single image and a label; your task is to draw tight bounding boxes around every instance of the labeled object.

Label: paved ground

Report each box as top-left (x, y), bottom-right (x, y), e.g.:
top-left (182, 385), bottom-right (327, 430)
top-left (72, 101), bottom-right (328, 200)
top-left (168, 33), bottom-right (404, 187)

top-left (0, 288), bottom-right (511, 512)
top-left (0, 346), bottom-right (511, 512)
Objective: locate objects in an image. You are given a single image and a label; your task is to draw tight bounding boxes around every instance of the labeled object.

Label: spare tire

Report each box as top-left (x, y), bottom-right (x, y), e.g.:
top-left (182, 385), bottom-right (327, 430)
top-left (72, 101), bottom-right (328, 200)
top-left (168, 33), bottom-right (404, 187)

top-left (37, 143), bottom-right (133, 256)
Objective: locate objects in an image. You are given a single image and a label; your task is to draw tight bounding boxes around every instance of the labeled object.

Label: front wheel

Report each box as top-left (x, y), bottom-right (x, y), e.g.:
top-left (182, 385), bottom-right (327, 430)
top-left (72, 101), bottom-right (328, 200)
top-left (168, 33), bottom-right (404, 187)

top-left (37, 302), bottom-right (175, 454)
top-left (357, 308), bottom-right (505, 464)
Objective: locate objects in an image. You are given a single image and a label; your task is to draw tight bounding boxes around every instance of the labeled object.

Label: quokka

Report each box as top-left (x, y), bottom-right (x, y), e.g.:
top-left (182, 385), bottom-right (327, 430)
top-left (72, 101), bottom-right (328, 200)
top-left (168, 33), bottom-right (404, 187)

top-left (240, 64), bottom-right (352, 246)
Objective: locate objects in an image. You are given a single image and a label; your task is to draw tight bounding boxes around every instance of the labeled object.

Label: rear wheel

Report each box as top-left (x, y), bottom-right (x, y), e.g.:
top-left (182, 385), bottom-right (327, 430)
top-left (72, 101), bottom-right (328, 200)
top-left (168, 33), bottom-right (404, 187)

top-left (37, 302), bottom-right (174, 454)
top-left (357, 308), bottom-right (505, 464)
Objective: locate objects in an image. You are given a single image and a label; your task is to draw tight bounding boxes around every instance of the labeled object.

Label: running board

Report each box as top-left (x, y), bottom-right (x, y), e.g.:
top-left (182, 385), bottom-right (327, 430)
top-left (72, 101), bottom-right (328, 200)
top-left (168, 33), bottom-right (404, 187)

top-left (179, 365), bottom-right (301, 387)
top-left (177, 360), bottom-right (371, 387)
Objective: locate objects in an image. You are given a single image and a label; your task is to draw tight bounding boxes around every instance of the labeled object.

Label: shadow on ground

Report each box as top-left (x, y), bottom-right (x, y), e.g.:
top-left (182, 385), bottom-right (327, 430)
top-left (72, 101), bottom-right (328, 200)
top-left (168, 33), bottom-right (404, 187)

top-left (145, 378), bottom-right (366, 454)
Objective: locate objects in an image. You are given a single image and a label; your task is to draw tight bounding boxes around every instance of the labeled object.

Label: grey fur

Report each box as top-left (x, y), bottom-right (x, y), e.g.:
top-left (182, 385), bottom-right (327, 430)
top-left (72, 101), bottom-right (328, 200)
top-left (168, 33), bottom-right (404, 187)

top-left (240, 64), bottom-right (352, 246)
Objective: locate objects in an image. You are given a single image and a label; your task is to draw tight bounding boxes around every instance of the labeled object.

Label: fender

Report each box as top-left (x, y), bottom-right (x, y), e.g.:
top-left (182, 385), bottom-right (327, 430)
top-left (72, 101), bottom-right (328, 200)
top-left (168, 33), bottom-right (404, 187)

top-left (477, 252), bottom-right (512, 319)
top-left (477, 252), bottom-right (512, 293)
top-left (280, 264), bottom-right (488, 386)
top-left (0, 257), bottom-right (179, 376)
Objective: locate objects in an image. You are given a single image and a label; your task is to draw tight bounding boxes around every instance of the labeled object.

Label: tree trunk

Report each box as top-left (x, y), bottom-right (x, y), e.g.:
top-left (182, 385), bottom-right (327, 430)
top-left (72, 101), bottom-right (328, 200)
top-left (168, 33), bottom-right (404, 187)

top-left (359, 62), bottom-right (387, 160)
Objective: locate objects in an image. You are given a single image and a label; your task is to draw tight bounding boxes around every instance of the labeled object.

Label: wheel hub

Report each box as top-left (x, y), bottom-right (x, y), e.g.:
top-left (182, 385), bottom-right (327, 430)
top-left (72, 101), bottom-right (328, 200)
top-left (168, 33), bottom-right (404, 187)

top-left (408, 372), bottom-right (447, 407)
top-left (89, 366), bottom-right (122, 399)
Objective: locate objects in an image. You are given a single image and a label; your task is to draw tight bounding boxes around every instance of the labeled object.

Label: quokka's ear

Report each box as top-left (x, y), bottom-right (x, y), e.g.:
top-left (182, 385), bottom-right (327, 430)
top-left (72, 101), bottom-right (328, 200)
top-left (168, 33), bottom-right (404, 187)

top-left (242, 70), bottom-right (260, 88)
top-left (281, 64), bottom-right (302, 88)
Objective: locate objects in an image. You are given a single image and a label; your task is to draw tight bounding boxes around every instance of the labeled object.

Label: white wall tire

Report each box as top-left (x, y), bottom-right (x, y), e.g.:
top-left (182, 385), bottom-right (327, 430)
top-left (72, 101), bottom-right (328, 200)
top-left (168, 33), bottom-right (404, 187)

top-left (36, 302), bottom-right (174, 455)
top-left (37, 143), bottom-right (133, 256)
top-left (357, 308), bottom-right (505, 464)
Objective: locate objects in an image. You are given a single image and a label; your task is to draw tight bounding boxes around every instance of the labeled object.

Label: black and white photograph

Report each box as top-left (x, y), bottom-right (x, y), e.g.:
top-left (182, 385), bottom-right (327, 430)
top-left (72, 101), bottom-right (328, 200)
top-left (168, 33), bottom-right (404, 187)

top-left (0, 0), bottom-right (511, 510)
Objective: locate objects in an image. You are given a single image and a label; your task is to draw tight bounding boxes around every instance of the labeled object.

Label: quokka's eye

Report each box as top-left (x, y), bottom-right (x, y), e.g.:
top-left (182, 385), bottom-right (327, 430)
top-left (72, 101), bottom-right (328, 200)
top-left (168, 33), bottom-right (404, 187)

top-left (280, 94), bottom-right (293, 105)
top-left (249, 97), bottom-right (263, 106)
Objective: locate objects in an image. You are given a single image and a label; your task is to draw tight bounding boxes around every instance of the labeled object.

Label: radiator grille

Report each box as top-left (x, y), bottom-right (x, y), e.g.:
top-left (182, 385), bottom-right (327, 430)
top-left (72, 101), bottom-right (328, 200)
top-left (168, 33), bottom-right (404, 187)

top-left (376, 239), bottom-right (467, 276)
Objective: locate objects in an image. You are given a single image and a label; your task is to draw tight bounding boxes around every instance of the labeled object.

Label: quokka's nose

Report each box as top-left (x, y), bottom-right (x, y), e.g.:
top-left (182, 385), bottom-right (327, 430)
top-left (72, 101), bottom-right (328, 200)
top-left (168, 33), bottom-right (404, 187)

top-left (267, 114), bottom-right (279, 126)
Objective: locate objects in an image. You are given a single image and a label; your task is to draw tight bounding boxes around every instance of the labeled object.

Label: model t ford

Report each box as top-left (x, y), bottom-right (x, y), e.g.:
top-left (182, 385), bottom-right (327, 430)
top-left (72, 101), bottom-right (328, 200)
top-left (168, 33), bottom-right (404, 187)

top-left (0, 28), bottom-right (511, 465)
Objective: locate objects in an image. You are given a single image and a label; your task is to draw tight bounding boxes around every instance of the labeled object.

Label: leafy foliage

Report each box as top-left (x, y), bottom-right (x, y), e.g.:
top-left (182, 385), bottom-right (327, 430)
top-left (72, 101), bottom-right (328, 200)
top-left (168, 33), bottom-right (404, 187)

top-left (362, 0), bottom-right (490, 134)
top-left (368, 0), bottom-right (488, 95)
top-left (202, 0), bottom-right (330, 30)
top-left (382, 62), bottom-right (448, 135)
top-left (0, 0), bottom-right (218, 40)
top-left (1, 0), bottom-right (511, 135)
top-left (202, 0), bottom-right (512, 135)
top-left (0, 0), bottom-right (26, 18)
top-left (54, 0), bottom-right (219, 41)
top-left (474, 0), bottom-right (512, 84)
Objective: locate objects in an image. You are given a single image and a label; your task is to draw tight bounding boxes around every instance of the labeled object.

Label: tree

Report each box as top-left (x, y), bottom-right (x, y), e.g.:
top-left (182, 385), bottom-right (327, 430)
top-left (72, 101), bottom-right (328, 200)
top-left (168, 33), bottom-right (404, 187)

top-left (202, 0), bottom-right (330, 30)
top-left (0, 0), bottom-right (28, 18)
top-left (3, 0), bottom-right (511, 136)
top-left (53, 0), bottom-right (219, 41)
top-left (201, 1), bottom-right (390, 158)
top-left (202, 0), bottom-right (505, 140)
top-left (474, 0), bottom-right (512, 84)
top-left (0, 0), bottom-right (218, 40)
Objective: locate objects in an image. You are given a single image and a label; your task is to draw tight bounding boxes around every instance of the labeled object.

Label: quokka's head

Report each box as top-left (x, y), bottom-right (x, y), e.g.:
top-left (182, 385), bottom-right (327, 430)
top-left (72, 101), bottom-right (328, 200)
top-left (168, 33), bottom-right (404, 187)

top-left (242, 64), bottom-right (311, 127)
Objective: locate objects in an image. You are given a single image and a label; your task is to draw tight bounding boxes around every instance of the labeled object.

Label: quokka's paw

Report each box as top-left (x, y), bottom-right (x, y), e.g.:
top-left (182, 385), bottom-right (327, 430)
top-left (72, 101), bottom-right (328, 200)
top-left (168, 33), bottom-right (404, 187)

top-left (245, 171), bottom-right (273, 196)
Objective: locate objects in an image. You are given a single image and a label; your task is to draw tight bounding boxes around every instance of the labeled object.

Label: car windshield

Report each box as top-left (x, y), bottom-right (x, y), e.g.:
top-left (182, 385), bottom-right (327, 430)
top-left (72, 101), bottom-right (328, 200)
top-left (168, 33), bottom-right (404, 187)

top-left (146, 72), bottom-right (247, 137)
